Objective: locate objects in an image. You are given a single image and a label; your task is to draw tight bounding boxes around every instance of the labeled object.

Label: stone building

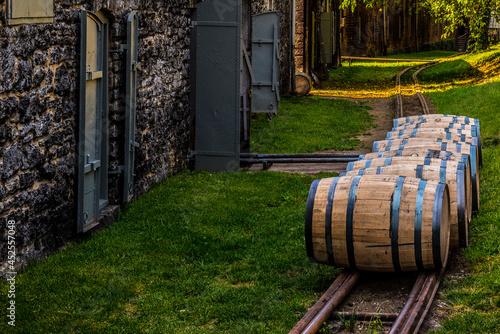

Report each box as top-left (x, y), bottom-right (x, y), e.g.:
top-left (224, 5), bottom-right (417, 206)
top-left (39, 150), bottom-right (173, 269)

top-left (0, 0), bottom-right (295, 274)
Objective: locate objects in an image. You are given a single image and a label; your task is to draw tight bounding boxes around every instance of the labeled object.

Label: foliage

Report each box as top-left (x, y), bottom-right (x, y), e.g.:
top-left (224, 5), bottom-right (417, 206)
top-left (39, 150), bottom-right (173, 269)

top-left (340, 0), bottom-right (500, 51)
top-left (420, 0), bottom-right (500, 51)
top-left (338, 310), bottom-right (358, 331)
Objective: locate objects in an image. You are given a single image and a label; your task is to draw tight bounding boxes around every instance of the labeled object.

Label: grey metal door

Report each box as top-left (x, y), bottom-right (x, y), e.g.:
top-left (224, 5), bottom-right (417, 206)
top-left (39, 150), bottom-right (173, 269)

top-left (192, 0), bottom-right (241, 172)
top-left (78, 10), bottom-right (108, 232)
top-left (251, 11), bottom-right (280, 114)
top-left (320, 12), bottom-right (335, 64)
top-left (123, 11), bottom-right (139, 203)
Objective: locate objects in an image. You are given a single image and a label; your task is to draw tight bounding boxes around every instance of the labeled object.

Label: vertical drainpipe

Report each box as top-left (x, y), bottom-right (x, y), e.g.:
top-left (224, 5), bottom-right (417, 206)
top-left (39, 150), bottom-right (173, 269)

top-left (383, 1), bottom-right (387, 55)
top-left (305, 0), bottom-right (311, 75)
top-left (415, 0), bottom-right (419, 52)
top-left (291, 0), bottom-right (297, 94)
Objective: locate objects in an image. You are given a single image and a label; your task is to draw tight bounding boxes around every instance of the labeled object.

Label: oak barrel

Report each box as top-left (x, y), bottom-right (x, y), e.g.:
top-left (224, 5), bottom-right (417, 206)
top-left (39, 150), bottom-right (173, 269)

top-left (375, 136), bottom-right (481, 167)
top-left (295, 72), bottom-right (313, 96)
top-left (361, 145), bottom-right (479, 212)
top-left (389, 123), bottom-right (482, 166)
top-left (343, 164), bottom-right (467, 249)
top-left (381, 133), bottom-right (478, 149)
top-left (345, 156), bottom-right (472, 224)
top-left (305, 175), bottom-right (450, 272)
top-left (393, 115), bottom-right (480, 128)
top-left (376, 142), bottom-right (479, 210)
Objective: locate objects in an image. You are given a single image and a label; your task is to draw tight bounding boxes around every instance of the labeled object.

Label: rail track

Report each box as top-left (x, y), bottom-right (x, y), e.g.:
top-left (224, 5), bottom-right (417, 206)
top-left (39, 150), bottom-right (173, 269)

top-left (290, 264), bottom-right (447, 334)
top-left (289, 56), bottom-right (470, 334)
top-left (396, 53), bottom-right (464, 118)
top-left (395, 62), bottom-right (436, 118)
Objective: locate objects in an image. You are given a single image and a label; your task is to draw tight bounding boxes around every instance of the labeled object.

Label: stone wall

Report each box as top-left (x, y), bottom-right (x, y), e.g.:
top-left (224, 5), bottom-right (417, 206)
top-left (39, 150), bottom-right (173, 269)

top-left (0, 0), bottom-right (191, 274)
top-left (294, 0), bottom-right (306, 72)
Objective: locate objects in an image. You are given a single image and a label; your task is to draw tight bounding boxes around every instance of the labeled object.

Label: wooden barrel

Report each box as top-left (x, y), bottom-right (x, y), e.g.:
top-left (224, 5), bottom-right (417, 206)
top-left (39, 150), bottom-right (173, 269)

top-left (374, 137), bottom-right (478, 152)
top-left (295, 72), bottom-right (313, 96)
top-left (345, 156), bottom-right (472, 224)
top-left (393, 116), bottom-right (480, 139)
top-left (386, 126), bottom-right (482, 167)
top-left (359, 147), bottom-right (479, 212)
top-left (375, 137), bottom-right (480, 168)
top-left (390, 121), bottom-right (480, 144)
top-left (305, 175), bottom-right (450, 272)
top-left (393, 122), bottom-right (478, 133)
top-left (393, 115), bottom-right (480, 128)
top-left (342, 164), bottom-right (467, 249)
top-left (379, 142), bottom-right (478, 205)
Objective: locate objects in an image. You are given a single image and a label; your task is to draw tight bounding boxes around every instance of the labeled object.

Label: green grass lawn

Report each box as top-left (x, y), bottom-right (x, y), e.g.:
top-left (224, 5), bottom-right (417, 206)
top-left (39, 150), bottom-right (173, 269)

top-left (427, 79), bottom-right (500, 333)
top-left (325, 60), bottom-right (416, 91)
top-left (3, 48), bottom-right (500, 334)
top-left (250, 96), bottom-right (374, 153)
top-left (0, 171), bottom-right (340, 333)
top-left (385, 50), bottom-right (458, 60)
top-left (418, 46), bottom-right (500, 85)
top-left (323, 51), bottom-right (458, 93)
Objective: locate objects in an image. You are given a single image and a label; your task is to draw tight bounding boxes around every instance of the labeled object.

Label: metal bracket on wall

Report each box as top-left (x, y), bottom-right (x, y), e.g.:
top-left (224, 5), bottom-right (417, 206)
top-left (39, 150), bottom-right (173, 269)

top-left (241, 37), bottom-right (255, 84)
top-left (110, 44), bottom-right (128, 53)
top-left (108, 165), bottom-right (125, 175)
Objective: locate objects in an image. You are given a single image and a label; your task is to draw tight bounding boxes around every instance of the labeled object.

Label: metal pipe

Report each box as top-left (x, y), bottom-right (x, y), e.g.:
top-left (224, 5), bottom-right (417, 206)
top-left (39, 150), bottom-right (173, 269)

top-left (383, 2), bottom-right (387, 55)
top-left (301, 272), bottom-right (361, 334)
top-left (240, 153), bottom-right (361, 158)
top-left (240, 157), bottom-right (359, 164)
top-left (291, 0), bottom-right (297, 94)
top-left (415, 0), bottom-right (419, 52)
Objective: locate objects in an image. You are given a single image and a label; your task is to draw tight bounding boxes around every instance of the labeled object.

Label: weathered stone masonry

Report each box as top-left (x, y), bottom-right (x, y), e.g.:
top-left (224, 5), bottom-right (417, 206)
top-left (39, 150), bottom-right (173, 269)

top-left (0, 0), bottom-right (192, 274)
top-left (0, 0), bottom-right (296, 274)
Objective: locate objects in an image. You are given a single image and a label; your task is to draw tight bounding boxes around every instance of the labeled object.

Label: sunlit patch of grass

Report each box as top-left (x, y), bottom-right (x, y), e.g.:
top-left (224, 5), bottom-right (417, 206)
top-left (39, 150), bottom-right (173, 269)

top-left (420, 45), bottom-right (500, 89)
top-left (251, 96), bottom-right (374, 153)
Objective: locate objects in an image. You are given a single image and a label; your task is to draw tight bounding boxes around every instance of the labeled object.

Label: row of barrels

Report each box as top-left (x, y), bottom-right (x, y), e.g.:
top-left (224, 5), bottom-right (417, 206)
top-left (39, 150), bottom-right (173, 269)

top-left (305, 114), bottom-right (481, 272)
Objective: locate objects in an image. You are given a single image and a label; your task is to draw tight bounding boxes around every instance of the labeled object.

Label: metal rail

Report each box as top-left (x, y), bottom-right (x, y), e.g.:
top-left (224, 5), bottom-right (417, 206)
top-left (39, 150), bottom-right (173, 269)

top-left (396, 52), bottom-right (464, 117)
top-left (290, 266), bottom-right (447, 334)
top-left (412, 62), bottom-right (437, 115)
top-left (289, 271), bottom-right (361, 334)
top-left (395, 66), bottom-right (417, 118)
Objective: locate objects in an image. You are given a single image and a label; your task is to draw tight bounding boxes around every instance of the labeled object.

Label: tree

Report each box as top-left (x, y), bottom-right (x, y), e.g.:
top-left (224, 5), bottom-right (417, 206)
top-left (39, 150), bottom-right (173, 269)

top-left (340, 0), bottom-right (500, 50)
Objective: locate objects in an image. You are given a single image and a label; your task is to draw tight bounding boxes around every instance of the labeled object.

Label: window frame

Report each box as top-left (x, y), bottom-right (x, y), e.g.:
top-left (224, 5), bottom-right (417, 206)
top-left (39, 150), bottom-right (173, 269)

top-left (6, 0), bottom-right (54, 25)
